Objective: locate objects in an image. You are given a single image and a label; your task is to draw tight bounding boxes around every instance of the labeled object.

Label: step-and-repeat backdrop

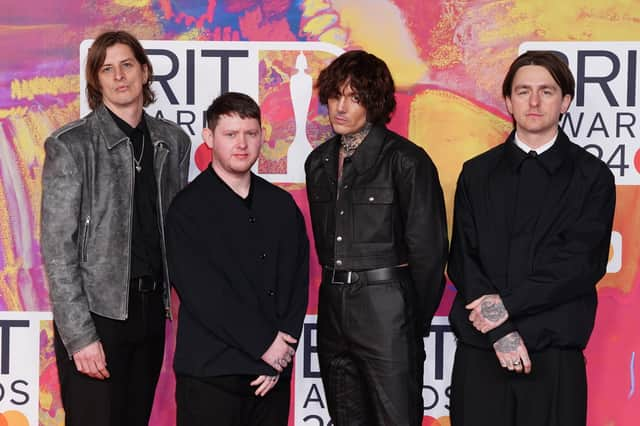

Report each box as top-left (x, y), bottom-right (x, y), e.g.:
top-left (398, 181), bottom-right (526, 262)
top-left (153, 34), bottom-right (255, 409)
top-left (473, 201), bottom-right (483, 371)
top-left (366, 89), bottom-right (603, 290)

top-left (1, 1), bottom-right (638, 425)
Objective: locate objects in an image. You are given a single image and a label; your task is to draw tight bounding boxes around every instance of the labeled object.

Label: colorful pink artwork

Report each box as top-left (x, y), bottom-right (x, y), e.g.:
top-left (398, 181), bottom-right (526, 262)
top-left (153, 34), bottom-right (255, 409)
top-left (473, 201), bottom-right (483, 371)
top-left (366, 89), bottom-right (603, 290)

top-left (0, 1), bottom-right (638, 424)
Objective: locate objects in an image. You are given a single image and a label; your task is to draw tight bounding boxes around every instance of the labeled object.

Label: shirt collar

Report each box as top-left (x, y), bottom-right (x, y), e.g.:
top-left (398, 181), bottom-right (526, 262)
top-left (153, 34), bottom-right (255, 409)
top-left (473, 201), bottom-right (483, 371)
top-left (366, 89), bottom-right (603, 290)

top-left (506, 128), bottom-right (567, 175)
top-left (513, 132), bottom-right (557, 156)
top-left (105, 106), bottom-right (146, 138)
top-left (207, 164), bottom-right (254, 209)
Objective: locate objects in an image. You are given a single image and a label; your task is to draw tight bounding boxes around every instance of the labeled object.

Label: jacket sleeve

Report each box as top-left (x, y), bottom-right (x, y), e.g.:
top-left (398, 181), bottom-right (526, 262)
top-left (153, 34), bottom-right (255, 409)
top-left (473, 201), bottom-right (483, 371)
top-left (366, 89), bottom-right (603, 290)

top-left (177, 130), bottom-right (191, 187)
top-left (276, 205), bottom-right (310, 342)
top-left (166, 202), bottom-right (278, 360)
top-left (41, 136), bottom-right (99, 356)
top-left (398, 149), bottom-right (449, 334)
top-left (448, 169), bottom-right (517, 343)
top-left (501, 164), bottom-right (616, 319)
top-left (447, 170), bottom-right (496, 302)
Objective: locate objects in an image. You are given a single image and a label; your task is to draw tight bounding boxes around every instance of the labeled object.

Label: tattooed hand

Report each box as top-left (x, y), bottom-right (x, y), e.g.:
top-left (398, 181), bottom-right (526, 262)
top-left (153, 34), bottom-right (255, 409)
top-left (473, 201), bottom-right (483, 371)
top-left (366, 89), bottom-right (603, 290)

top-left (465, 294), bottom-right (509, 333)
top-left (493, 331), bottom-right (532, 374)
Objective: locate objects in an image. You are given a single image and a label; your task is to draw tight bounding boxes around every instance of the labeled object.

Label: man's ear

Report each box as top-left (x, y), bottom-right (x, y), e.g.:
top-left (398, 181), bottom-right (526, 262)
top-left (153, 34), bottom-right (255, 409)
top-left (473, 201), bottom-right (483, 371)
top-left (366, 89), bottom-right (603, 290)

top-left (202, 127), bottom-right (214, 149)
top-left (560, 94), bottom-right (572, 114)
top-left (504, 96), bottom-right (513, 115)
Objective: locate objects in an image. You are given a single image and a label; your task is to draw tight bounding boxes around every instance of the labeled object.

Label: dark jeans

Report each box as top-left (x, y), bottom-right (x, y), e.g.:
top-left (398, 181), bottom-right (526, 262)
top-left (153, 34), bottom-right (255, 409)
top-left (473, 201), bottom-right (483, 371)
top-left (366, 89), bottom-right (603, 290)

top-left (317, 268), bottom-right (425, 426)
top-left (54, 283), bottom-right (165, 426)
top-left (450, 343), bottom-right (587, 426)
top-left (176, 374), bottom-right (291, 426)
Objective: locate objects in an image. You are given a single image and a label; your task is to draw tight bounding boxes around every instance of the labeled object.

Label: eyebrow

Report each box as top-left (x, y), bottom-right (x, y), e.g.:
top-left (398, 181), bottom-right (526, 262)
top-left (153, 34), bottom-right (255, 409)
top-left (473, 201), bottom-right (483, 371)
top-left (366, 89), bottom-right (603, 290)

top-left (102, 57), bottom-right (135, 67)
top-left (514, 84), bottom-right (558, 90)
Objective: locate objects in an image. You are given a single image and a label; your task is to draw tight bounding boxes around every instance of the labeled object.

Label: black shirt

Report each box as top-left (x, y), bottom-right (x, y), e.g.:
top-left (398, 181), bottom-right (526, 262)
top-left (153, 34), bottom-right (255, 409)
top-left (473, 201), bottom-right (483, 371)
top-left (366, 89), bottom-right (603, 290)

top-left (107, 108), bottom-right (162, 281)
top-left (165, 166), bottom-right (309, 378)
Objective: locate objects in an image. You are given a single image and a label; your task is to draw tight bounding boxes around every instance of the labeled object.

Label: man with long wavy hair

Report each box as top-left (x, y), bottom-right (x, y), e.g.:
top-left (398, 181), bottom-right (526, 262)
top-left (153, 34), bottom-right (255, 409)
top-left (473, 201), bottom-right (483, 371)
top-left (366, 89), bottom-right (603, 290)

top-left (305, 50), bottom-right (448, 425)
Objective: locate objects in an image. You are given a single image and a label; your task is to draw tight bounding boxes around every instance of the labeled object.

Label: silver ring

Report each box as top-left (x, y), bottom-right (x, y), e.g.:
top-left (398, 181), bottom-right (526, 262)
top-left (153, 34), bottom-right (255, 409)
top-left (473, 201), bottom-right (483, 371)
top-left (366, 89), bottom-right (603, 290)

top-left (513, 360), bottom-right (521, 365)
top-left (271, 376), bottom-right (277, 382)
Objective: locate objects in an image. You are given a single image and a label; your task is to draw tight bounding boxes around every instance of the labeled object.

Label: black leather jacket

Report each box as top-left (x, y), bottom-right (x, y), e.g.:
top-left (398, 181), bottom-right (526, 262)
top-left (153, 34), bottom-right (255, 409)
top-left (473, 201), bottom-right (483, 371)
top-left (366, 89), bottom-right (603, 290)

top-left (305, 124), bottom-right (448, 330)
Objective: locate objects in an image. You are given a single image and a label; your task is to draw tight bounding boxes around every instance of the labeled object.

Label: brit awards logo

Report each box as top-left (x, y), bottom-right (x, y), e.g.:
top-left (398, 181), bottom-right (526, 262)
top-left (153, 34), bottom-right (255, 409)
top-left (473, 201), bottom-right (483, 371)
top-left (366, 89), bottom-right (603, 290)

top-left (0, 312), bottom-right (52, 426)
top-left (80, 40), bottom-right (344, 184)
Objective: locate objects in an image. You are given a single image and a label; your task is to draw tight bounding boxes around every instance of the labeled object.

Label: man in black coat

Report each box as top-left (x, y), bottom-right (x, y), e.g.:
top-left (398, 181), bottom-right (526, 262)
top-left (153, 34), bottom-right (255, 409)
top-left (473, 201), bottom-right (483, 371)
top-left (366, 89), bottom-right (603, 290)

top-left (165, 92), bottom-right (309, 426)
top-left (305, 50), bottom-right (448, 426)
top-left (448, 51), bottom-right (616, 426)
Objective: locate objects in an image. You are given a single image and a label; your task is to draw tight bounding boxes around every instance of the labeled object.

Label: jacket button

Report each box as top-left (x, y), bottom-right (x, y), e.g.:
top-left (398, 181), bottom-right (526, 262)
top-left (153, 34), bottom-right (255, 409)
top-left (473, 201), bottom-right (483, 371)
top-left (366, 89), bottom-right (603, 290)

top-left (368, 196), bottom-right (375, 202)
top-left (324, 157), bottom-right (329, 162)
top-left (260, 253), bottom-right (267, 260)
top-left (343, 184), bottom-right (349, 190)
top-left (335, 259), bottom-right (343, 266)
top-left (267, 290), bottom-right (276, 296)
top-left (339, 210), bottom-right (345, 215)
top-left (249, 216), bottom-right (256, 223)
top-left (336, 236), bottom-right (343, 242)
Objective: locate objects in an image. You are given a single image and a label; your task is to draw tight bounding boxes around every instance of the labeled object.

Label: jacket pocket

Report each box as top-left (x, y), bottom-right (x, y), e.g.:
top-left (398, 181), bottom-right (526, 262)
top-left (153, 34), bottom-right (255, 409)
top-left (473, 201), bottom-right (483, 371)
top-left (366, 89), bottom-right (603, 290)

top-left (352, 187), bottom-right (394, 243)
top-left (79, 215), bottom-right (90, 263)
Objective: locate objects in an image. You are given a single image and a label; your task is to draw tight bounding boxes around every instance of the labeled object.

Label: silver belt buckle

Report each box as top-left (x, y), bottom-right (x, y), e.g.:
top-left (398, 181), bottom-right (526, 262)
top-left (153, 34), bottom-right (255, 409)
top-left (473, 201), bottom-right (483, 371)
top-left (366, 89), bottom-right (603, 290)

top-left (331, 269), bottom-right (352, 284)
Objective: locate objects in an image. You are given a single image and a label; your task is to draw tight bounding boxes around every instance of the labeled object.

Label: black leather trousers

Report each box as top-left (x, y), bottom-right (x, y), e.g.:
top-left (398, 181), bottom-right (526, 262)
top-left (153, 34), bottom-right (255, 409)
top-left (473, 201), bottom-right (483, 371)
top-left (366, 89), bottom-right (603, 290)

top-left (317, 267), bottom-right (425, 426)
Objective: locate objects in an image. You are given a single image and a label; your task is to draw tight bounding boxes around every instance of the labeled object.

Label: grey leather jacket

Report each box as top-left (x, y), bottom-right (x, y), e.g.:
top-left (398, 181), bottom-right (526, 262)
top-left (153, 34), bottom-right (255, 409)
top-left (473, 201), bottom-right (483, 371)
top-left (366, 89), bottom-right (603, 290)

top-left (41, 104), bottom-right (191, 356)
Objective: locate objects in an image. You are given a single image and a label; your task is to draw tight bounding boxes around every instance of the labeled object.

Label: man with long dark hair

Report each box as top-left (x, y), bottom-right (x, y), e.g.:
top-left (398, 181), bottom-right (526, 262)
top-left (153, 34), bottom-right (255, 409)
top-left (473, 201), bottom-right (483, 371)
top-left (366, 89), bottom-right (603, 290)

top-left (305, 50), bottom-right (448, 425)
top-left (41, 30), bottom-right (191, 425)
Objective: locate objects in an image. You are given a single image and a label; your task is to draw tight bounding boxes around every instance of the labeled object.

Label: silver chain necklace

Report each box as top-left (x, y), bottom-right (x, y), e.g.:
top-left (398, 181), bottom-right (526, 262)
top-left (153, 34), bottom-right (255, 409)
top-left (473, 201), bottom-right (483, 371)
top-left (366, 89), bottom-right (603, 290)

top-left (132, 134), bottom-right (144, 173)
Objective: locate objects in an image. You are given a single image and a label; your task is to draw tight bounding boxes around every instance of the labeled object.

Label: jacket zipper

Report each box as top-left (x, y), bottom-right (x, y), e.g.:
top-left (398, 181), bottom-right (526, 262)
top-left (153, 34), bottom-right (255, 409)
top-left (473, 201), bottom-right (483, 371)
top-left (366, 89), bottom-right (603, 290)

top-left (123, 138), bottom-right (134, 319)
top-left (154, 142), bottom-right (172, 319)
top-left (81, 215), bottom-right (90, 262)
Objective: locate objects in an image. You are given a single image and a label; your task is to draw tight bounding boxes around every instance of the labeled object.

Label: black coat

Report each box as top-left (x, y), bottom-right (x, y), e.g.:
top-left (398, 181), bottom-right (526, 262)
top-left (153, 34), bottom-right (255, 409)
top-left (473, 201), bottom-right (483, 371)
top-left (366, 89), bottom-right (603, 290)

top-left (448, 129), bottom-right (616, 351)
top-left (305, 124), bottom-right (448, 331)
top-left (166, 167), bottom-right (309, 377)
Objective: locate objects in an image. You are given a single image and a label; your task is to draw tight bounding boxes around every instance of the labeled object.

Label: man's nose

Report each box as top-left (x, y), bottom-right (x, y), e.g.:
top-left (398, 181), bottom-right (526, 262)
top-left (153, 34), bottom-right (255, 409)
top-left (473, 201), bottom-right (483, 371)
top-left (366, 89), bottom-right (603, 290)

top-left (529, 92), bottom-right (540, 106)
top-left (114, 66), bottom-right (124, 80)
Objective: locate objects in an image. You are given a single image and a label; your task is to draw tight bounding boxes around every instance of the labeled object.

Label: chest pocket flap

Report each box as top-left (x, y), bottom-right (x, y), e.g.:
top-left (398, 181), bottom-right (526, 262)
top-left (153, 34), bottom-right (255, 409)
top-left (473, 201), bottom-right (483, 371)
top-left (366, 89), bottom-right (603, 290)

top-left (352, 188), bottom-right (394, 204)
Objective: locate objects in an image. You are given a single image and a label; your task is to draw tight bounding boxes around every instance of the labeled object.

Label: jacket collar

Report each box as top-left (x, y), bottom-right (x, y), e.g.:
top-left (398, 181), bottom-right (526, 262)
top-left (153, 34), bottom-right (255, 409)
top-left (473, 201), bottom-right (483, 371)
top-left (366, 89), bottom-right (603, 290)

top-left (350, 124), bottom-right (388, 175)
top-left (95, 103), bottom-right (168, 151)
top-left (95, 104), bottom-right (129, 150)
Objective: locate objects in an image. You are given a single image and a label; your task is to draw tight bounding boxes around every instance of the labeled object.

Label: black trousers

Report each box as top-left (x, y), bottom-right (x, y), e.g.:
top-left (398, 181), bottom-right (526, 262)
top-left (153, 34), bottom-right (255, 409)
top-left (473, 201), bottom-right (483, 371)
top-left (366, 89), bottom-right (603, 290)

top-left (54, 284), bottom-right (165, 426)
top-left (317, 269), bottom-right (425, 426)
top-left (450, 343), bottom-right (587, 426)
top-left (176, 374), bottom-right (291, 426)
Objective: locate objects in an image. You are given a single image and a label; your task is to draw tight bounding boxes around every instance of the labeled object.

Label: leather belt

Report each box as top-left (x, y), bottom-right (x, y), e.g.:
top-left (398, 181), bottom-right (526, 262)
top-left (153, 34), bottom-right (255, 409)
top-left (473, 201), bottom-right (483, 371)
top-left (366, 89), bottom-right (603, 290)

top-left (131, 276), bottom-right (160, 293)
top-left (323, 266), bottom-right (409, 285)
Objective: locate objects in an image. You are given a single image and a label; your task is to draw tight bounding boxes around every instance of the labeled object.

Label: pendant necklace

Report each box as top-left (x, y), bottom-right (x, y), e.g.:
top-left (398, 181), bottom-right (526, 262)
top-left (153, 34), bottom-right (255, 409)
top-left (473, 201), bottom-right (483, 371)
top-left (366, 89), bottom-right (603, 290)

top-left (133, 135), bottom-right (144, 173)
